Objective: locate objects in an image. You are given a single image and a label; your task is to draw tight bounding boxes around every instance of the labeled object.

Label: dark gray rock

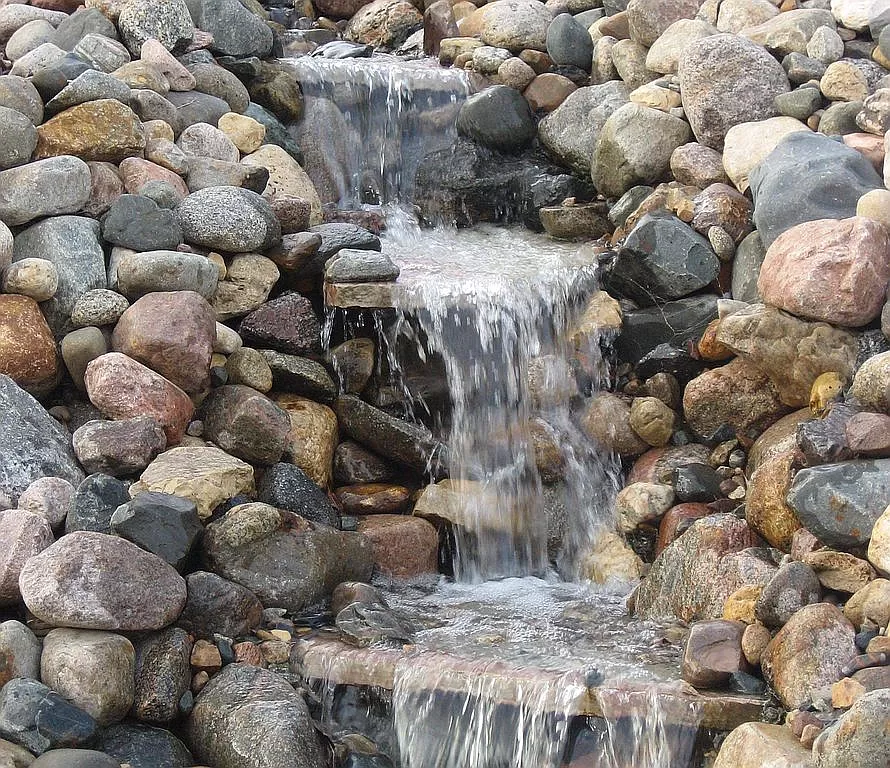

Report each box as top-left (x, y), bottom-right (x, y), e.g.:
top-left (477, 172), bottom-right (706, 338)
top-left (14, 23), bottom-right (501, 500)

top-left (29, 749), bottom-right (120, 768)
top-left (256, 463), bottom-right (339, 527)
top-left (787, 458), bottom-right (890, 549)
top-left (184, 0), bottom-right (273, 58)
top-left (244, 102), bottom-right (303, 164)
top-left (33, 692), bottom-right (98, 752)
top-left (546, 13), bottom-right (593, 71)
top-left (749, 131), bottom-right (883, 247)
top-left (335, 394), bottom-right (446, 475)
top-left (110, 492), bottom-right (202, 572)
top-left (101, 194), bottom-right (183, 251)
top-left (730, 231), bottom-right (765, 303)
top-left (0, 375), bottom-right (84, 499)
top-left (12, 215), bottom-right (105, 335)
top-left (52, 8), bottom-right (118, 52)
top-left (796, 404), bottom-right (857, 465)
top-left (457, 85), bottom-right (536, 153)
top-left (608, 184), bottom-right (653, 229)
top-left (186, 664), bottom-right (326, 768)
top-left (818, 100), bottom-right (863, 136)
top-left (607, 213), bottom-right (719, 306)
top-left (177, 186), bottom-right (281, 252)
top-left (0, 106), bottom-right (36, 170)
top-left (202, 503), bottom-right (374, 614)
top-left (96, 723), bottom-right (193, 768)
top-left (310, 223), bottom-right (381, 261)
top-left (200, 385), bottom-right (291, 466)
top-left (616, 295), bottom-right (718, 365)
top-left (166, 90), bottom-right (230, 134)
top-left (754, 561), bottom-right (821, 628)
top-left (782, 52), bottom-right (826, 85)
top-left (72, 417), bottom-right (167, 478)
top-left (132, 628), bottom-right (192, 725)
top-left (673, 463), bottom-right (722, 503)
top-left (66, 474), bottom-right (131, 535)
top-left (325, 249), bottom-right (399, 283)
top-left (239, 293), bottom-right (320, 356)
top-left (333, 441), bottom-right (397, 485)
top-left (188, 63), bottom-right (250, 114)
top-left (178, 571), bottom-right (263, 640)
top-left (259, 350), bottom-right (337, 403)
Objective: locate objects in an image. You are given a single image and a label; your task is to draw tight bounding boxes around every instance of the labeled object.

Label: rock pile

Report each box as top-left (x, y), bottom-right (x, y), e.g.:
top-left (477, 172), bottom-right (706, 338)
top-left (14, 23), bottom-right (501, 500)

top-left (2, 0), bottom-right (890, 766)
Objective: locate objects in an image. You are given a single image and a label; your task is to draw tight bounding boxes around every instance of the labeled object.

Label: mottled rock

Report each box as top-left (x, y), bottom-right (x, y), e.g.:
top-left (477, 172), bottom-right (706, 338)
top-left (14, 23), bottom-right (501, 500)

top-left (72, 417), bottom-right (166, 477)
top-left (0, 509), bottom-right (53, 606)
top-left (274, 394), bottom-right (338, 489)
top-left (745, 451), bottom-right (800, 551)
top-left (580, 392), bottom-right (649, 457)
top-left (357, 514), bottom-right (438, 578)
top-left (256, 463), bottom-right (338, 527)
top-left (65, 473), bottom-right (129, 535)
top-left (177, 186), bottom-right (280, 252)
top-left (0, 156), bottom-right (92, 227)
top-left (0, 295), bottom-right (58, 396)
top-left (344, 0), bottom-right (422, 50)
top-left (801, 549), bottom-right (875, 594)
top-left (20, 531), bottom-right (187, 630)
top-left (118, 0), bottom-right (194, 54)
top-left (0, 620), bottom-right (40, 687)
top-left (755, 561), bottom-right (822, 628)
top-left (95, 722), bottom-right (194, 768)
top-left (178, 571), bottom-right (263, 640)
top-left (35, 100), bottom-right (144, 163)
top-left (201, 385), bottom-right (291, 465)
top-left (239, 293), bottom-right (319, 355)
top-left (713, 723), bottom-right (815, 768)
top-left (461, 0), bottom-right (553, 53)
top-left (681, 619), bottom-right (747, 688)
top-left (184, 0), bottom-right (272, 57)
top-left (812, 689), bottom-right (890, 768)
top-left (114, 250), bottom-right (219, 301)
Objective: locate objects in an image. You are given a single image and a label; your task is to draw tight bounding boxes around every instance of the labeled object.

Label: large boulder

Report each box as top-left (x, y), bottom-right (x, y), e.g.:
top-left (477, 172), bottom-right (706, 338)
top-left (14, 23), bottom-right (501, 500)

top-left (19, 531), bottom-right (187, 631)
top-left (457, 86), bottom-right (535, 154)
top-left (813, 689), bottom-right (890, 768)
top-left (460, 0), bottom-right (553, 53)
top-left (184, 0), bottom-right (272, 58)
top-left (749, 131), bottom-right (884, 247)
top-left (344, 0), bottom-right (422, 50)
top-left (757, 217), bottom-right (890, 327)
top-left (678, 33), bottom-right (789, 150)
top-left (186, 664), bottom-right (325, 768)
top-left (202, 502), bottom-right (374, 613)
top-left (714, 723), bottom-right (816, 768)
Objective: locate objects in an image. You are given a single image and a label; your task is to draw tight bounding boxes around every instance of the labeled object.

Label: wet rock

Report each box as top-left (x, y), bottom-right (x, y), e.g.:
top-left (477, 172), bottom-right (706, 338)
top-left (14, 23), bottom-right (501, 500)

top-left (678, 34), bottom-right (789, 150)
top-left (0, 376), bottom-right (84, 498)
top-left (73, 417), bottom-right (167, 477)
top-left (130, 446), bottom-right (254, 520)
top-left (272, 395), bottom-right (339, 489)
top-left (0, 509), bottom-right (53, 606)
top-left (132, 628), bottom-right (192, 725)
top-left (749, 131), bottom-right (883, 248)
top-left (616, 296), bottom-right (717, 366)
top-left (85, 353), bottom-right (195, 445)
top-left (0, 621), bottom-right (41, 687)
top-left (457, 85), bottom-right (535, 153)
top-left (616, 482), bottom-right (674, 533)
top-left (761, 602), bottom-right (857, 709)
top-left (0, 295), bottom-right (58, 397)
top-left (96, 722), bottom-right (193, 768)
top-left (797, 405), bottom-right (856, 466)
top-left (12, 215), bottom-right (105, 335)
top-left (41, 629), bottom-right (134, 725)
top-left (201, 385), bottom-right (291, 466)
top-left (20, 531), bottom-right (187, 631)
top-left (178, 571), bottom-right (263, 640)
top-left (713, 722), bottom-right (815, 768)
top-left (257, 353), bottom-right (334, 403)
top-left (186, 664), bottom-right (325, 768)
top-left (681, 619), bottom-right (747, 688)
top-left (357, 515), bottom-right (438, 577)
top-left (185, 0), bottom-right (272, 58)
top-left (461, 0), bottom-right (553, 53)
top-left (344, 0), bottom-right (422, 51)
top-left (634, 514), bottom-right (762, 621)
top-left (239, 293), bottom-right (320, 356)
top-left (203, 502), bottom-right (373, 613)
top-left (716, 304), bottom-right (858, 409)
top-left (754, 561), bottom-right (822, 628)
top-left (329, 338), bottom-right (374, 395)
top-left (333, 442), bottom-right (396, 486)
top-left (786, 459), bottom-right (890, 549)
top-left (673, 463), bottom-right (722, 503)
top-left (256, 463), bottom-right (338, 527)
top-left (608, 213), bottom-right (718, 305)
top-left (580, 392), bottom-right (649, 457)
top-left (111, 492), bottom-right (201, 572)
top-left (326, 250), bottom-right (399, 284)
top-left (813, 688), bottom-right (890, 768)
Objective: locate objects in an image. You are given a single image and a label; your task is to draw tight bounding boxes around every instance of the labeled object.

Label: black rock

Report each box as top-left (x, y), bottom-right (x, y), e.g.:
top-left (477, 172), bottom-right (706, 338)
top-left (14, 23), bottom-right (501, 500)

top-left (608, 185), bottom-right (653, 228)
top-left (66, 473), bottom-right (131, 535)
top-left (240, 293), bottom-right (321, 356)
top-left (96, 722), bottom-right (193, 768)
top-left (546, 13), bottom-right (593, 72)
top-left (256, 463), bottom-right (339, 527)
top-left (616, 296), bottom-right (718, 365)
top-left (34, 692), bottom-right (98, 750)
top-left (333, 441), bottom-right (397, 486)
top-left (787, 459), bottom-right (890, 549)
top-left (673, 463), bottom-right (722, 502)
top-left (749, 131), bottom-right (883, 247)
top-left (796, 404), bottom-right (857, 466)
top-left (457, 86), bottom-right (536, 153)
top-left (259, 350), bottom-right (337, 403)
top-left (133, 628), bottom-right (192, 725)
top-left (634, 343), bottom-right (708, 385)
top-left (856, 330), bottom-right (890, 373)
top-left (178, 571), bottom-right (264, 640)
top-left (754, 561), bottom-right (822, 628)
top-left (608, 213), bottom-right (720, 306)
top-left (728, 671), bottom-right (766, 695)
top-left (110, 492), bottom-right (202, 572)
top-left (101, 195), bottom-right (182, 251)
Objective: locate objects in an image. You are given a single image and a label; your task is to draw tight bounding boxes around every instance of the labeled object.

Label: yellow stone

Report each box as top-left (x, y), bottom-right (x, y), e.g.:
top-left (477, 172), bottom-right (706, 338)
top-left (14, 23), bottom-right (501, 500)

top-left (809, 371), bottom-right (845, 416)
top-left (723, 584), bottom-right (762, 623)
top-left (35, 99), bottom-right (146, 163)
top-left (218, 112), bottom-right (266, 154)
top-left (274, 393), bottom-right (337, 488)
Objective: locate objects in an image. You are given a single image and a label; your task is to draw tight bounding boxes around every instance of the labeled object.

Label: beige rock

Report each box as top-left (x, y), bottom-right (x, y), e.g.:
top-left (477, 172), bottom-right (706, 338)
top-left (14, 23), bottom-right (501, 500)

top-left (274, 394), bottom-right (337, 489)
top-left (856, 188), bottom-right (890, 229)
top-left (713, 722), bottom-right (814, 768)
top-left (629, 82), bottom-right (681, 111)
top-left (850, 351), bottom-right (890, 414)
top-left (843, 578), bottom-right (890, 629)
top-left (211, 252), bottom-right (279, 321)
top-left (218, 112), bottom-right (265, 154)
top-left (241, 144), bottom-right (322, 226)
top-left (801, 550), bottom-right (876, 593)
top-left (722, 117), bottom-right (811, 193)
top-left (716, 0), bottom-right (778, 33)
top-left (821, 60), bottom-right (869, 102)
top-left (628, 396), bottom-right (675, 446)
top-left (615, 482), bottom-right (674, 533)
top-left (645, 18), bottom-right (717, 75)
top-left (740, 8), bottom-right (837, 58)
top-left (1, 258), bottom-right (58, 302)
top-left (112, 60), bottom-right (170, 94)
top-left (226, 347), bottom-right (272, 393)
top-left (716, 304), bottom-right (859, 408)
top-left (741, 622), bottom-right (771, 666)
top-left (578, 530), bottom-right (645, 583)
top-left (130, 446), bottom-right (255, 519)
top-left (867, 504), bottom-right (890, 576)
top-left (580, 392), bottom-right (649, 457)
top-left (831, 676), bottom-right (866, 709)
top-left (459, 0), bottom-right (553, 53)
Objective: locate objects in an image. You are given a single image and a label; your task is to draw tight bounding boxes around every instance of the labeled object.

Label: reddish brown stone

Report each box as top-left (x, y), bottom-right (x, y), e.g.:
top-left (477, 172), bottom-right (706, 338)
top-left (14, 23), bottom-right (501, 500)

top-left (313, 0), bottom-right (372, 18)
top-left (83, 161), bottom-right (124, 218)
top-left (656, 502), bottom-right (710, 555)
top-left (697, 318), bottom-right (734, 362)
top-left (112, 291), bottom-right (215, 394)
top-left (681, 619), bottom-right (748, 688)
top-left (423, 0), bottom-right (458, 57)
top-left (0, 295), bottom-right (58, 396)
top-left (357, 514), bottom-right (438, 578)
top-left (524, 73), bottom-right (578, 112)
top-left (628, 443), bottom-right (710, 485)
top-left (691, 183), bottom-right (753, 243)
top-left (335, 484), bottom-right (411, 515)
top-left (758, 217), bottom-right (890, 328)
top-left (233, 641), bottom-right (266, 667)
top-left (843, 132), bottom-right (885, 173)
top-left (84, 352), bottom-right (194, 444)
top-left (190, 638), bottom-right (222, 674)
top-left (118, 157), bottom-right (189, 198)
top-left (845, 411), bottom-right (890, 458)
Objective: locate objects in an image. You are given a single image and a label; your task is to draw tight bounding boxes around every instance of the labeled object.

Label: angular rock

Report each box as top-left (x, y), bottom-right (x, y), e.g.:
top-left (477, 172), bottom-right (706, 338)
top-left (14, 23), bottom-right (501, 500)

top-left (681, 619), bottom-right (747, 688)
top-left (111, 492), bottom-right (202, 572)
top-left (617, 295), bottom-right (718, 365)
top-left (801, 549), bottom-right (875, 594)
top-left (202, 502), bottom-right (374, 613)
top-left (101, 194), bottom-right (182, 251)
top-left (35, 100), bottom-right (145, 163)
top-left (72, 417), bottom-right (167, 477)
top-left (85, 353), bottom-right (194, 444)
top-left (132, 627), bottom-right (192, 724)
top-left (178, 571), bottom-right (263, 640)
top-left (211, 252), bottom-right (279, 321)
top-left (256, 463), bottom-right (338, 527)
top-left (20, 531), bottom-right (187, 631)
top-left (201, 385), bottom-right (291, 465)
top-left (66, 473), bottom-right (130, 535)
top-left (0, 620), bottom-right (41, 687)
top-left (239, 293), bottom-right (320, 355)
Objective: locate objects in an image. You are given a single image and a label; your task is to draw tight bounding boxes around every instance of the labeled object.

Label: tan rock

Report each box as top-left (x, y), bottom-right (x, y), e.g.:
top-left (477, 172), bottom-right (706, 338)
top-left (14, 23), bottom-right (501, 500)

top-left (35, 99), bottom-right (145, 163)
top-left (211, 253), bottom-right (279, 321)
top-left (716, 304), bottom-right (859, 408)
top-left (523, 73), bottom-right (577, 112)
top-left (218, 112), bottom-right (265, 154)
top-left (628, 396), bottom-right (675, 447)
top-left (130, 446), bottom-right (255, 519)
top-left (801, 550), bottom-right (875, 593)
top-left (745, 450), bottom-right (800, 551)
top-left (741, 622), bottom-right (771, 666)
top-left (856, 188), bottom-right (890, 229)
top-left (850, 351), bottom-right (890, 415)
top-left (577, 530), bottom-right (645, 583)
top-left (868, 505), bottom-right (890, 576)
top-left (241, 144), bottom-right (322, 226)
top-left (821, 60), bottom-right (869, 102)
top-left (580, 392), bottom-right (649, 457)
top-left (0, 294), bottom-right (58, 396)
top-left (747, 408), bottom-right (811, 476)
top-left (713, 722), bottom-right (814, 768)
top-left (723, 584), bottom-right (762, 623)
top-left (274, 394), bottom-right (337, 489)
top-left (843, 578), bottom-right (890, 629)
top-left (722, 117), bottom-right (810, 193)
top-left (615, 481), bottom-right (674, 533)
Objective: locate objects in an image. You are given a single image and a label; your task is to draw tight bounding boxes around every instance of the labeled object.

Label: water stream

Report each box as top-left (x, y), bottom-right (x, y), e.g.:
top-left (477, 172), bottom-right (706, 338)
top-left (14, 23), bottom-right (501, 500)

top-left (287, 54), bottom-right (728, 768)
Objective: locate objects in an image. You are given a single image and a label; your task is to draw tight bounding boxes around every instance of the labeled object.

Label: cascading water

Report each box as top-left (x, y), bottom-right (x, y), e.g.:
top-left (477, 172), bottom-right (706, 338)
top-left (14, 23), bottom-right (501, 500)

top-left (287, 54), bottom-right (747, 768)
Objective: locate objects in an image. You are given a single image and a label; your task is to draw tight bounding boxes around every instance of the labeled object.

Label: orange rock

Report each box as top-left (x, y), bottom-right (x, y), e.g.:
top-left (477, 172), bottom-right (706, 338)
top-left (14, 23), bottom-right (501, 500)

top-left (335, 484), bottom-right (411, 515)
top-left (35, 99), bottom-right (145, 163)
top-left (524, 73), bottom-right (577, 112)
top-left (0, 295), bottom-right (58, 396)
top-left (745, 449), bottom-right (801, 551)
top-left (697, 318), bottom-right (734, 362)
top-left (190, 639), bottom-right (222, 674)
